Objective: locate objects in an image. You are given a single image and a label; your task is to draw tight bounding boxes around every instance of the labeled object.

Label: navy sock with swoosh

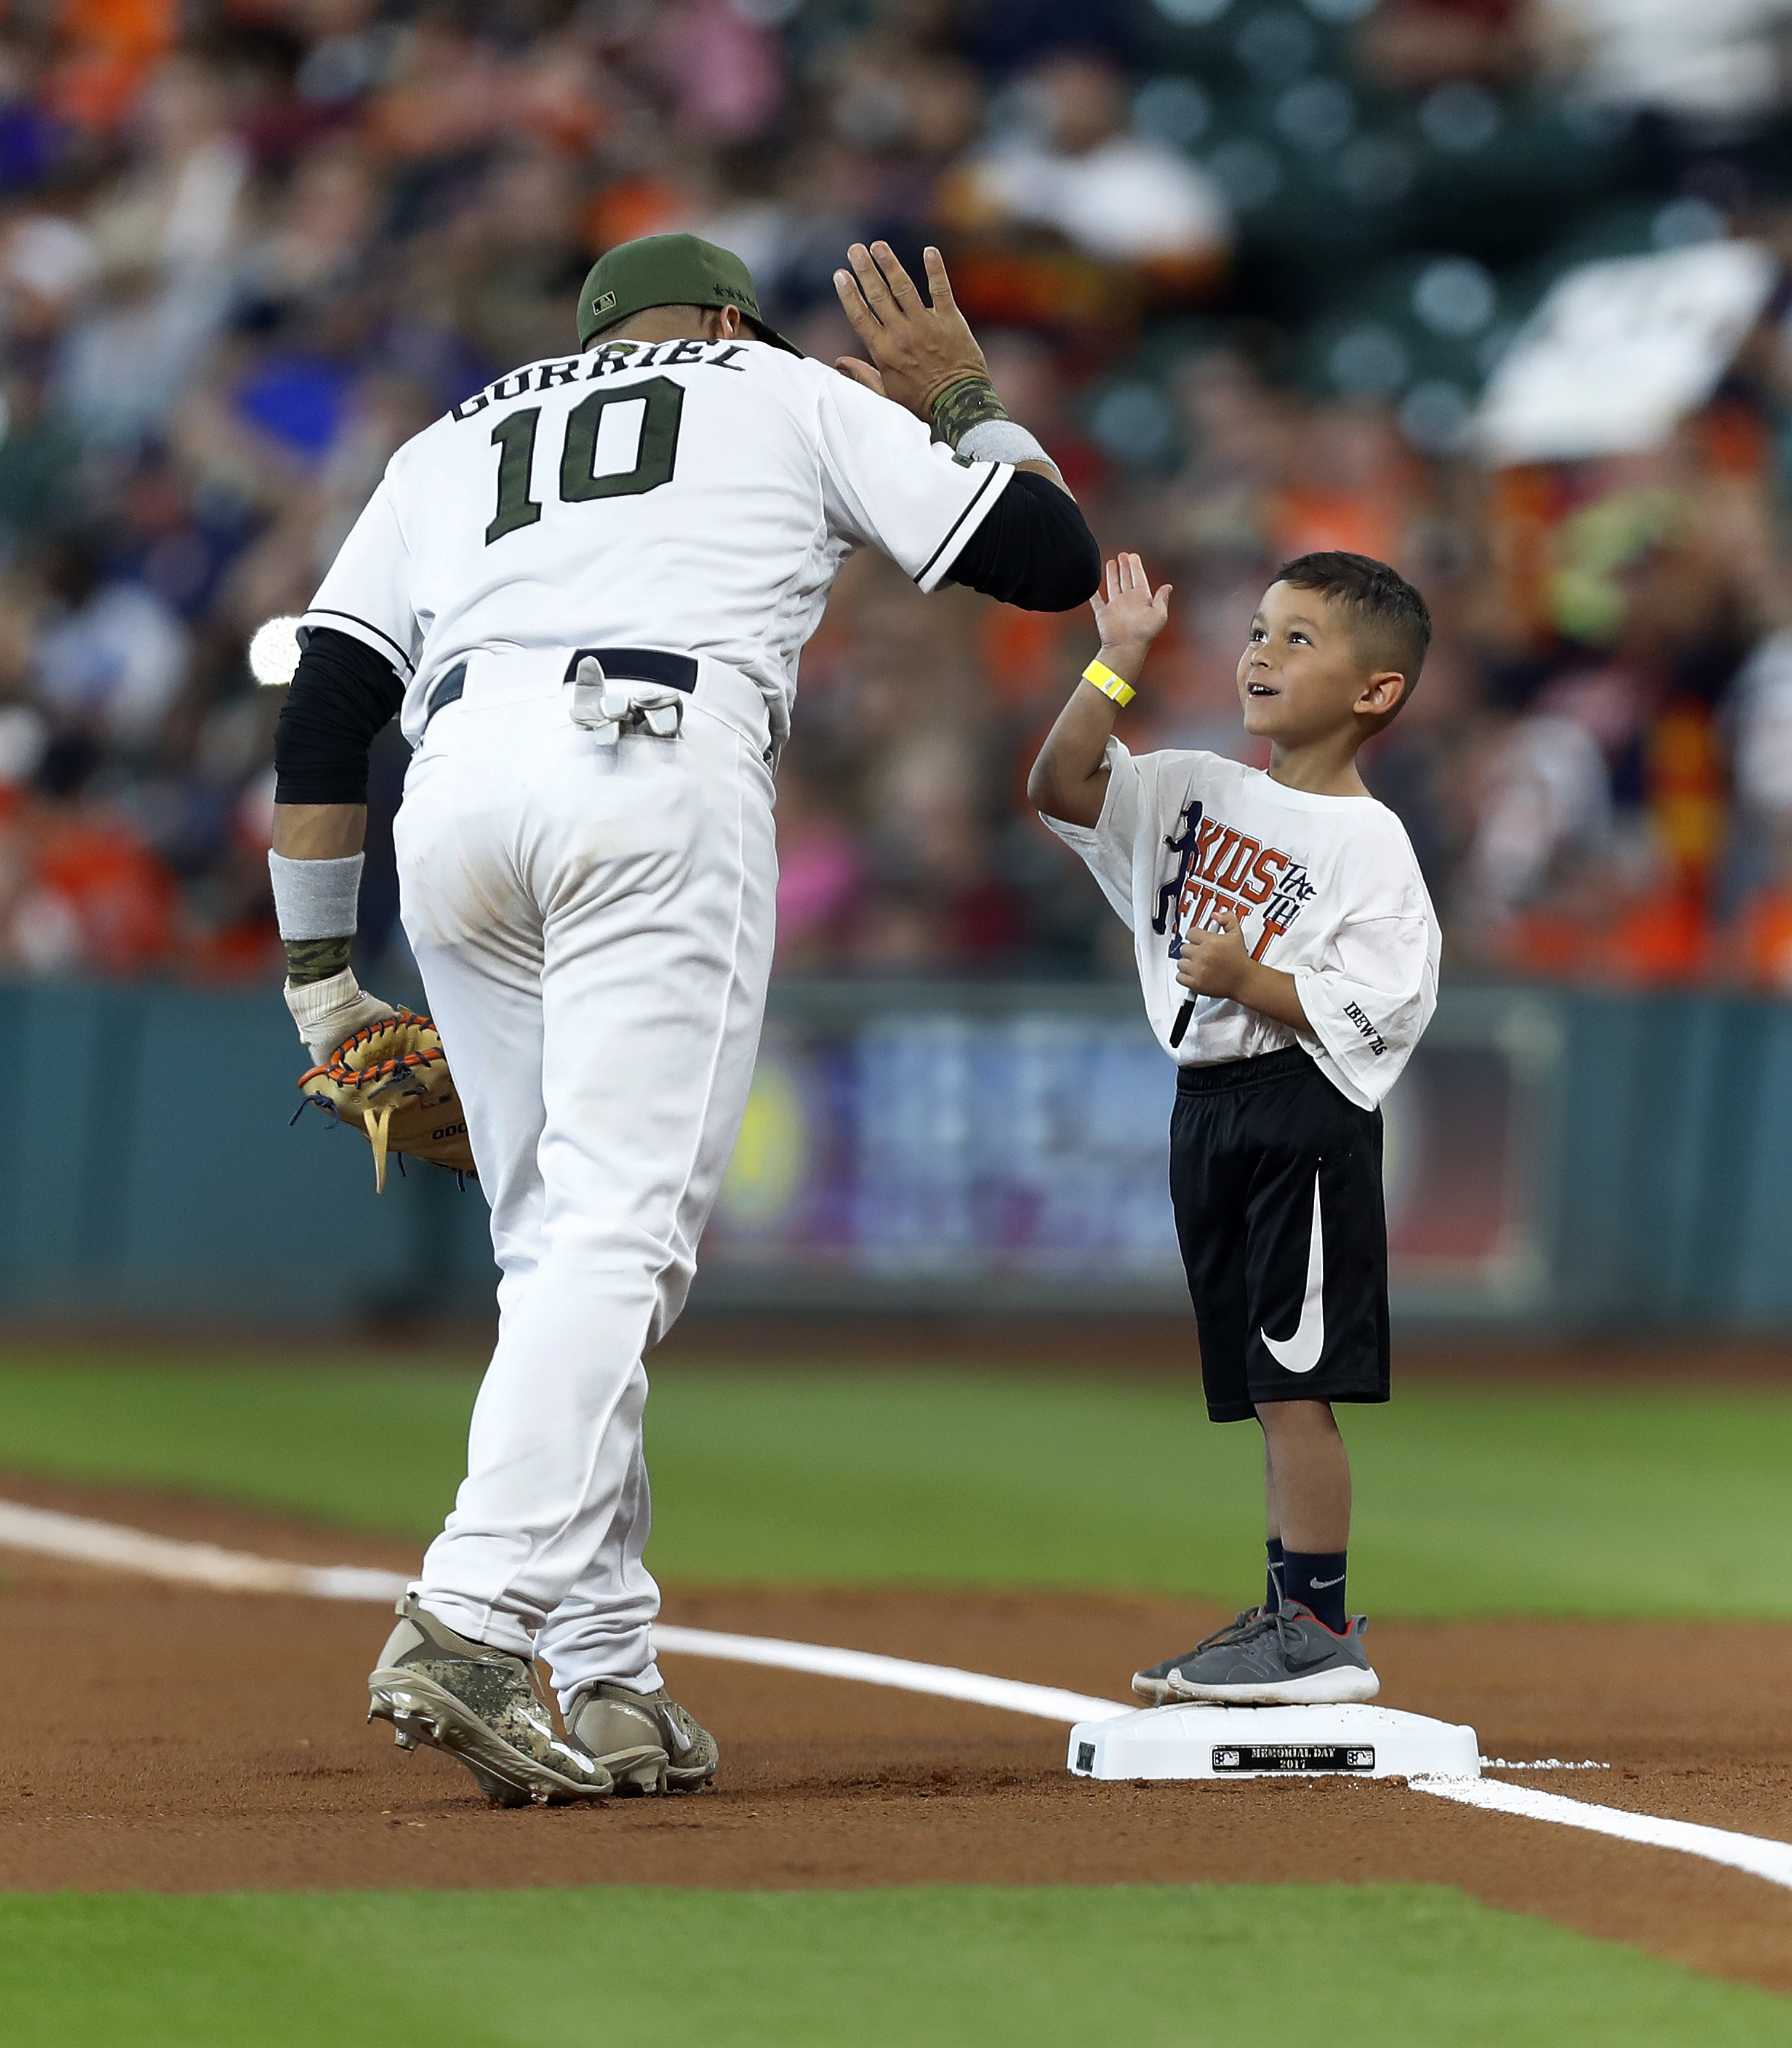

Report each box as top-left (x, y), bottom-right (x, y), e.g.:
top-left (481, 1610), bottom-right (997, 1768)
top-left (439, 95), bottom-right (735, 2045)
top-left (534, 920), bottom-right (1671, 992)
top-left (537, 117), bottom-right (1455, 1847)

top-left (1284, 1550), bottom-right (1347, 1632)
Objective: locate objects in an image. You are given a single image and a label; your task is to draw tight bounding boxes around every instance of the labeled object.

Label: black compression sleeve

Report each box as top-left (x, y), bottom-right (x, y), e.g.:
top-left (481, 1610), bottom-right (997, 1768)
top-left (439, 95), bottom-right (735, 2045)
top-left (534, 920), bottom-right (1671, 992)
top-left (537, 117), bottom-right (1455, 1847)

top-left (943, 469), bottom-right (1101, 612)
top-left (273, 628), bottom-right (406, 806)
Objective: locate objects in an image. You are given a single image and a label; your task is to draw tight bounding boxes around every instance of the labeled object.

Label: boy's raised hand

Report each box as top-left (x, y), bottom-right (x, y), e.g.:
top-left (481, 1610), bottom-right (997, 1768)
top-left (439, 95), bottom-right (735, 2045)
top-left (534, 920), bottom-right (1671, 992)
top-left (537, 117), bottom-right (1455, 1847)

top-left (1091, 552), bottom-right (1172, 675)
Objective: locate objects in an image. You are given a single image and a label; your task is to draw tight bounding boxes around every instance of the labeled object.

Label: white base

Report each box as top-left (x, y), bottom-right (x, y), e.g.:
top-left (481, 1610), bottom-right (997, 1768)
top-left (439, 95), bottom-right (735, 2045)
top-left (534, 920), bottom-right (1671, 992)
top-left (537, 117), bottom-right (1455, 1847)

top-left (1068, 1703), bottom-right (1480, 1782)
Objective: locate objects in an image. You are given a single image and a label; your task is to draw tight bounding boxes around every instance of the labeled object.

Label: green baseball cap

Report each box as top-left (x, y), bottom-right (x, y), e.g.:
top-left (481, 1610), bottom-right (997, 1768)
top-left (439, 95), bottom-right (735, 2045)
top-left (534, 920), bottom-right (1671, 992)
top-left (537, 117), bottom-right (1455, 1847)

top-left (576, 232), bottom-right (802, 355)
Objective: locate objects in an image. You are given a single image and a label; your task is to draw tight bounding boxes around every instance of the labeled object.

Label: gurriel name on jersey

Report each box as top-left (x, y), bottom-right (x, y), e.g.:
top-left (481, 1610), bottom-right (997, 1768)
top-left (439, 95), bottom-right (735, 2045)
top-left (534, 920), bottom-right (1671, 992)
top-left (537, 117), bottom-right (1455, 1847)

top-left (450, 340), bottom-right (751, 421)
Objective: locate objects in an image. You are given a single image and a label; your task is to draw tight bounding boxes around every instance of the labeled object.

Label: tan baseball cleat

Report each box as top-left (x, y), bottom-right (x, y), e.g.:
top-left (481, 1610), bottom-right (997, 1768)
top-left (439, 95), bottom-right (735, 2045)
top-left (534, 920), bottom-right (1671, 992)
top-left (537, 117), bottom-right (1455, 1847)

top-left (368, 1594), bottom-right (613, 1808)
top-left (567, 1682), bottom-right (720, 1795)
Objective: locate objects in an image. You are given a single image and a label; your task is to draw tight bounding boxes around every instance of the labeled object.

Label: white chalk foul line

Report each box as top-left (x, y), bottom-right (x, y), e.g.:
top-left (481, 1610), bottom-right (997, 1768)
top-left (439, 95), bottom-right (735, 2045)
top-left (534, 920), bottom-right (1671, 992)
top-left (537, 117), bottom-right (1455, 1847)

top-left (1412, 1775), bottom-right (1792, 1893)
top-left (5, 1496), bottom-right (1791, 1895)
top-left (0, 1502), bottom-right (407, 1604)
top-left (0, 1501), bottom-right (1123, 1727)
top-left (1480, 1757), bottom-right (1610, 1772)
top-left (650, 1623), bottom-right (1121, 1725)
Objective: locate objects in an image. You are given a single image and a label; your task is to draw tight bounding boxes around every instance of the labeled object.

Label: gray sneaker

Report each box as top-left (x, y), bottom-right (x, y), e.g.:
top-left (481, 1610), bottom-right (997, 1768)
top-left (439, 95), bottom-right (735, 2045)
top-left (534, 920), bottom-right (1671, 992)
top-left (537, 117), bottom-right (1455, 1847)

top-left (367, 1595), bottom-right (614, 1808)
top-left (1132, 1607), bottom-right (1268, 1704)
top-left (567, 1682), bottom-right (719, 1796)
top-left (1161, 1600), bottom-right (1380, 1706)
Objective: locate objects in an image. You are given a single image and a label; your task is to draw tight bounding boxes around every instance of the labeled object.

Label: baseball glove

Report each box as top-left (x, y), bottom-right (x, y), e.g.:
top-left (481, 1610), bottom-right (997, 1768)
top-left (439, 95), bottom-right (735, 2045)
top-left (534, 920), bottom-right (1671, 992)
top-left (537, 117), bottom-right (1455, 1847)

top-left (296, 1010), bottom-right (475, 1193)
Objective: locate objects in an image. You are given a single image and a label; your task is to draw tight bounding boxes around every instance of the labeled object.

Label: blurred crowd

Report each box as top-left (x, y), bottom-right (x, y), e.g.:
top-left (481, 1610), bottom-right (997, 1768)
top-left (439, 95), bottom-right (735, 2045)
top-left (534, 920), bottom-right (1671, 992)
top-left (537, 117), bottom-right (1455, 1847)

top-left (7, 0), bottom-right (1792, 988)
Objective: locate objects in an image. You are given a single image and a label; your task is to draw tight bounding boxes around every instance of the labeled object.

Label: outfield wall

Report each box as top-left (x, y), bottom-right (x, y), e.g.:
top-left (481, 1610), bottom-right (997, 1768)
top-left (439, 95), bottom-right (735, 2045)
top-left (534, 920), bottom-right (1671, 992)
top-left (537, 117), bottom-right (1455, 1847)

top-left (0, 978), bottom-right (1785, 1331)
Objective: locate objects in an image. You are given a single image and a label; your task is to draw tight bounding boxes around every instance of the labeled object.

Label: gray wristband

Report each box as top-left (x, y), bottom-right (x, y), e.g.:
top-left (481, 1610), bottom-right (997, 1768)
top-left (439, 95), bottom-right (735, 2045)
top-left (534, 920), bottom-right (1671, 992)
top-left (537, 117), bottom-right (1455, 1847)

top-left (268, 850), bottom-right (364, 940)
top-left (956, 418), bottom-right (1053, 469)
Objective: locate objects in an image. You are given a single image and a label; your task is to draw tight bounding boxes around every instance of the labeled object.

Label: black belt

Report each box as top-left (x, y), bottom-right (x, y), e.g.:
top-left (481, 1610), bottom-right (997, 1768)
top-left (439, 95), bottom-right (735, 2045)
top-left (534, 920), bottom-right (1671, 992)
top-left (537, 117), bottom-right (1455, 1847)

top-left (1175, 1045), bottom-right (1313, 1095)
top-left (423, 647), bottom-right (700, 730)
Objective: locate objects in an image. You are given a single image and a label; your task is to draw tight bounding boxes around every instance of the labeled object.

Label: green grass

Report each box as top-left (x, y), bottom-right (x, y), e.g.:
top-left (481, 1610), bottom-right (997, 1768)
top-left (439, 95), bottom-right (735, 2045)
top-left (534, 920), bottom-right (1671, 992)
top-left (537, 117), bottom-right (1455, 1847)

top-left (0, 1350), bottom-right (1781, 1617)
top-left (4, 1886), bottom-right (1787, 2048)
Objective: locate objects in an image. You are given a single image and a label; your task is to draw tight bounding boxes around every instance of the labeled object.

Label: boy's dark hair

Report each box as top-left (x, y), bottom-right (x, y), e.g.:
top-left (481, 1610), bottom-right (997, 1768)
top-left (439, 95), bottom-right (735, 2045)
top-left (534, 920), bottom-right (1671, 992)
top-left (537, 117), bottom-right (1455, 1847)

top-left (1273, 551), bottom-right (1431, 722)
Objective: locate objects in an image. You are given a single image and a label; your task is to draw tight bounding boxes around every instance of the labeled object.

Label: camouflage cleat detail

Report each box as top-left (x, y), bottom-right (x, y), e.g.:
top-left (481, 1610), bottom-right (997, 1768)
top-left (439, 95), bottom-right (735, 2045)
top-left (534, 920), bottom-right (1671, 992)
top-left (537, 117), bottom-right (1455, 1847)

top-left (567, 1682), bottom-right (720, 1795)
top-left (1161, 1600), bottom-right (1380, 1707)
top-left (1132, 1607), bottom-right (1268, 1704)
top-left (368, 1595), bottom-right (613, 1808)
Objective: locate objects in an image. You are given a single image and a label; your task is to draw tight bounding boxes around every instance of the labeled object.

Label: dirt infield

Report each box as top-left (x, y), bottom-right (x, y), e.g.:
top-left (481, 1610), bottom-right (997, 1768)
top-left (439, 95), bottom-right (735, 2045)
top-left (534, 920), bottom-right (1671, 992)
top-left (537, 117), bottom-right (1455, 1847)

top-left (2, 1473), bottom-right (1789, 1996)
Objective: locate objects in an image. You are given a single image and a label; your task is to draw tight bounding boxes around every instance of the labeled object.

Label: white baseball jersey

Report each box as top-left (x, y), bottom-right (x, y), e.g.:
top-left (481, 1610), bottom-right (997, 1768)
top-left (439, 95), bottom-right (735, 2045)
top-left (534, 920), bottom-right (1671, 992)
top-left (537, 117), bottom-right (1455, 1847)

top-left (1044, 739), bottom-right (1440, 1108)
top-left (302, 336), bottom-right (1015, 746)
top-left (324, 332), bottom-right (1019, 1709)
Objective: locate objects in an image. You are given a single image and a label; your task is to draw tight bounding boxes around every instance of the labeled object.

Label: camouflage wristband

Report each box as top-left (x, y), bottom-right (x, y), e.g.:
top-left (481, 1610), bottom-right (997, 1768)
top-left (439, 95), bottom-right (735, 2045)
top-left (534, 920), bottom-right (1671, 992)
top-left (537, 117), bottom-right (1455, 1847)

top-left (929, 375), bottom-right (1009, 449)
top-left (284, 934), bottom-right (354, 986)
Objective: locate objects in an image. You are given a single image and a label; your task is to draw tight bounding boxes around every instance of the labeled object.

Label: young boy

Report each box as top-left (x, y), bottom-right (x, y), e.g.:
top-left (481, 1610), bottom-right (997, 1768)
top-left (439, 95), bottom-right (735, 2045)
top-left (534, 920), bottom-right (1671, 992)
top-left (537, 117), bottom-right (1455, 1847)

top-left (1028, 549), bottom-right (1439, 1706)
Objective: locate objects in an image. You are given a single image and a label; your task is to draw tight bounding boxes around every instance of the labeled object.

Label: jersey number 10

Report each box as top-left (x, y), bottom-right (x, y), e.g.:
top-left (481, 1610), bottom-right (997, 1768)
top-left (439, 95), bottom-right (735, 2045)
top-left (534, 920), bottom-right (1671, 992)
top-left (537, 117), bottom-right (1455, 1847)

top-left (485, 378), bottom-right (686, 546)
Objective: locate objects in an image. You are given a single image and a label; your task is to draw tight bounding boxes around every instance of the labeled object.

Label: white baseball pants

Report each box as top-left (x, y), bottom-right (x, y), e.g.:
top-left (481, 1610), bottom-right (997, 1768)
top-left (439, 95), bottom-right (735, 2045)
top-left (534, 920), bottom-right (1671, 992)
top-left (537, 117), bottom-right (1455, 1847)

top-left (392, 649), bottom-right (776, 1710)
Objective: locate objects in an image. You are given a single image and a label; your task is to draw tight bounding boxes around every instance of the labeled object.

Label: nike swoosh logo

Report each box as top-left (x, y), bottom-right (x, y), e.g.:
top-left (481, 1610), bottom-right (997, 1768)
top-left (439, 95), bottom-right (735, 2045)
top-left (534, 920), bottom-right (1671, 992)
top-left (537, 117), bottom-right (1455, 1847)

top-left (1284, 1644), bottom-right (1347, 1672)
top-left (1261, 1171), bottom-right (1324, 1374)
top-left (1310, 1573), bottom-right (1346, 1590)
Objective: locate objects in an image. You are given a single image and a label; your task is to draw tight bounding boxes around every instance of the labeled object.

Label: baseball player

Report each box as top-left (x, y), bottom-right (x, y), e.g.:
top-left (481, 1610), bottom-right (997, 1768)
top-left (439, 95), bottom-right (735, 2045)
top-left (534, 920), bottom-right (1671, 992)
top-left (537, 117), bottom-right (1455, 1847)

top-left (267, 233), bottom-right (1099, 1805)
top-left (1029, 549), bottom-right (1439, 1707)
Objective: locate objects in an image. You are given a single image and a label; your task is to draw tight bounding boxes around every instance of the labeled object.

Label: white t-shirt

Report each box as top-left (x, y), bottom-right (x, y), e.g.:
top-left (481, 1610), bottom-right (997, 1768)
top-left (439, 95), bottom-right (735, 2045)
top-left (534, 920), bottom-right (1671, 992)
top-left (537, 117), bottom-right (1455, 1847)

top-left (1043, 739), bottom-right (1440, 1110)
top-left (302, 337), bottom-right (1014, 747)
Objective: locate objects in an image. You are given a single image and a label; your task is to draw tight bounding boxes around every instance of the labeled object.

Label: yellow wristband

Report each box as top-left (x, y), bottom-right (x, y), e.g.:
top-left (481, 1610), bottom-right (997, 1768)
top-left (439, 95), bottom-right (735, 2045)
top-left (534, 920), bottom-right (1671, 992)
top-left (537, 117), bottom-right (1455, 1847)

top-left (1082, 658), bottom-right (1135, 708)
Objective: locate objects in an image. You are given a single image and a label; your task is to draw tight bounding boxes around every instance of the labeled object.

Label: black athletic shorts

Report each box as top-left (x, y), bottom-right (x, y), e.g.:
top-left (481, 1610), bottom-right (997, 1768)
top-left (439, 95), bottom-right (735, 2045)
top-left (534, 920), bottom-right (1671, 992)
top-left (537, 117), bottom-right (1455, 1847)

top-left (1170, 1046), bottom-right (1390, 1424)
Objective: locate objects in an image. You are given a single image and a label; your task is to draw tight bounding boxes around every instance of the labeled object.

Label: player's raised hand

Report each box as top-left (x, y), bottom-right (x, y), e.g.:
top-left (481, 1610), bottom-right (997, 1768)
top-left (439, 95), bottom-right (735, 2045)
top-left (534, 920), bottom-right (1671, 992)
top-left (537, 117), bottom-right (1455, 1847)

top-left (1176, 906), bottom-right (1250, 1000)
top-left (833, 241), bottom-right (988, 422)
top-left (1091, 553), bottom-right (1173, 674)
